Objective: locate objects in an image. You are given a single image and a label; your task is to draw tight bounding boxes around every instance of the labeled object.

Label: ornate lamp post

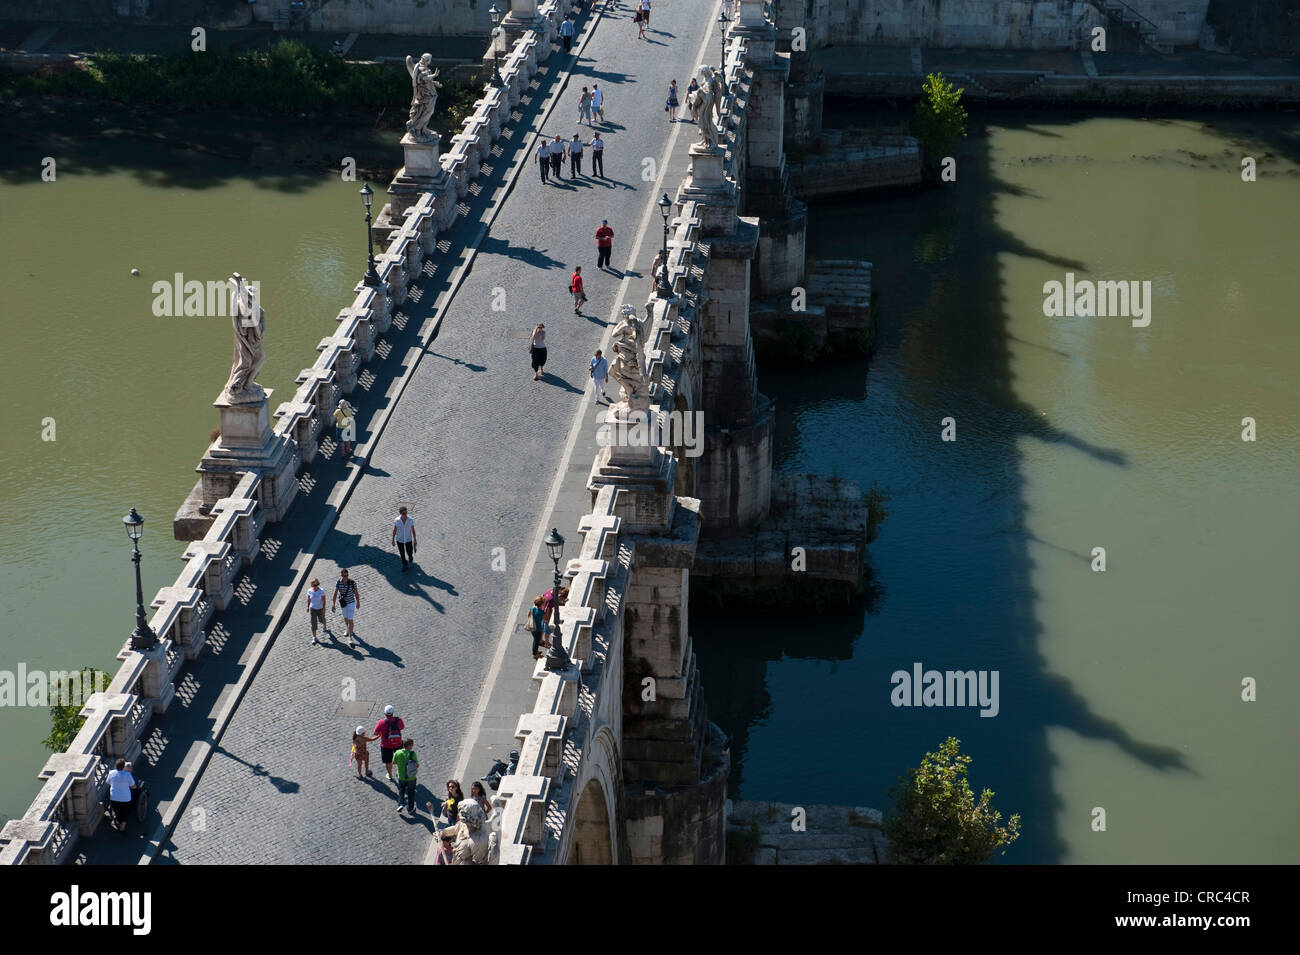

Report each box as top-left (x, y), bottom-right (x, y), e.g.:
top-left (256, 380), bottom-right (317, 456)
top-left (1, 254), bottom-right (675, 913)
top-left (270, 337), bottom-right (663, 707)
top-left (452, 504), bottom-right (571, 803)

top-left (717, 8), bottom-right (730, 73)
top-left (656, 193), bottom-right (673, 297)
top-left (489, 4), bottom-right (503, 87)
top-left (122, 508), bottom-right (157, 652)
top-left (360, 182), bottom-right (381, 288)
top-left (543, 528), bottom-right (572, 671)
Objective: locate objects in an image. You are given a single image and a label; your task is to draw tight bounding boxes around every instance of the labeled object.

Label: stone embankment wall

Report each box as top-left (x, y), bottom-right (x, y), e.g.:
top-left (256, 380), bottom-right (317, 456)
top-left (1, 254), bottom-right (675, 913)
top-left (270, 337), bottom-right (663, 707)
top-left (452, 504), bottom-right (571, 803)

top-left (771, 0), bottom-right (1208, 50)
top-left (822, 69), bottom-right (1300, 106)
top-left (0, 0), bottom-right (574, 867)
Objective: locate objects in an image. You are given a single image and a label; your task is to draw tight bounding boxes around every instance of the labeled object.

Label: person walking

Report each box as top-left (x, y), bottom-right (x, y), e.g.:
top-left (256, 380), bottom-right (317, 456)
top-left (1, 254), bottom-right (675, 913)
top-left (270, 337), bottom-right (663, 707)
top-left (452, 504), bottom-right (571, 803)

top-left (640, 0), bottom-right (651, 28)
top-left (536, 138), bottom-right (550, 184)
top-left (559, 13), bottom-right (576, 53)
top-left (548, 134), bottom-right (565, 179)
top-left (530, 323), bottom-right (548, 381)
top-left (634, 5), bottom-right (646, 39)
top-left (567, 133), bottom-right (585, 177)
top-left (306, 577), bottom-right (328, 645)
top-left (577, 86), bottom-right (593, 126)
top-left (351, 725), bottom-right (379, 779)
top-left (333, 398), bottom-right (356, 458)
top-left (106, 758), bottom-right (137, 834)
top-left (666, 79), bottom-right (680, 122)
top-left (332, 568), bottom-right (360, 647)
top-left (569, 266), bottom-right (587, 314)
top-left (391, 506), bottom-right (417, 572)
top-left (595, 219), bottom-right (614, 269)
top-left (588, 133), bottom-right (605, 177)
top-left (590, 348), bottom-right (610, 405)
top-left (393, 739), bottom-right (419, 815)
top-left (374, 704), bottom-right (405, 781)
top-left (591, 83), bottom-right (605, 123)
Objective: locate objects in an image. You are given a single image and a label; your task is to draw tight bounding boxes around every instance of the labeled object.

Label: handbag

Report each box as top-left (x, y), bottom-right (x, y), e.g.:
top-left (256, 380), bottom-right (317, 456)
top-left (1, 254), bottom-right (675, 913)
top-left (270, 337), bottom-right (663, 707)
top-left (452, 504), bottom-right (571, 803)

top-left (524, 608), bottom-right (539, 634)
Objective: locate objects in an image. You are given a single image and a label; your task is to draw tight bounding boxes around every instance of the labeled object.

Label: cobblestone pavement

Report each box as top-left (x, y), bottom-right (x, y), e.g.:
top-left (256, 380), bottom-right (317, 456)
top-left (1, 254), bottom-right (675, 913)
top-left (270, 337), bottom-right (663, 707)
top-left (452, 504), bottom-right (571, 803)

top-left (74, 0), bottom-right (724, 865)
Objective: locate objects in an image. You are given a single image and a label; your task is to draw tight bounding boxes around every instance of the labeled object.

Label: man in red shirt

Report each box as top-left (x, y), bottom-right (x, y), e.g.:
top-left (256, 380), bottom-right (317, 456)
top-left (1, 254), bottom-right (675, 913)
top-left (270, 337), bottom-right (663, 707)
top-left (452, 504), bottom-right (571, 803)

top-left (374, 704), bottom-right (405, 781)
top-left (595, 220), bottom-right (614, 270)
top-left (570, 266), bottom-right (587, 314)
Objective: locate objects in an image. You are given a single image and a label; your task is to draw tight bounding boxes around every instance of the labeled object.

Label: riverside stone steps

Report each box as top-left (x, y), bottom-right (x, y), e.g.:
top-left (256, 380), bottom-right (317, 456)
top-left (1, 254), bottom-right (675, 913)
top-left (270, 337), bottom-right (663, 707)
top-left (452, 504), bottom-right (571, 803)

top-left (728, 800), bottom-right (889, 865)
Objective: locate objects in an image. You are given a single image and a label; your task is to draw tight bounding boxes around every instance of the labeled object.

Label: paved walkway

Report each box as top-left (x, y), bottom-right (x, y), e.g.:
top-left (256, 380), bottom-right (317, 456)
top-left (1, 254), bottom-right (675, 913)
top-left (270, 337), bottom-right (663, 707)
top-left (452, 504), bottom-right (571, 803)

top-left (78, 0), bottom-right (728, 865)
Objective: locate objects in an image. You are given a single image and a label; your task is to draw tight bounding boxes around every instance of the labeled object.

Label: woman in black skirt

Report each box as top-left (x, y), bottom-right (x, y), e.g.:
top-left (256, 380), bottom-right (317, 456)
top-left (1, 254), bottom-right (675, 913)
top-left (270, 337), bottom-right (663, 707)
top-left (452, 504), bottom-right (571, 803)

top-left (531, 323), bottom-right (548, 380)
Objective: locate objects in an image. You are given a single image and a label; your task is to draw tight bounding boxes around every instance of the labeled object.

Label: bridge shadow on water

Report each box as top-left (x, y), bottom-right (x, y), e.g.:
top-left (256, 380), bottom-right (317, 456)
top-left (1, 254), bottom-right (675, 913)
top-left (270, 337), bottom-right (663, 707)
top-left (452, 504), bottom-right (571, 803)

top-left (695, 112), bottom-right (1193, 864)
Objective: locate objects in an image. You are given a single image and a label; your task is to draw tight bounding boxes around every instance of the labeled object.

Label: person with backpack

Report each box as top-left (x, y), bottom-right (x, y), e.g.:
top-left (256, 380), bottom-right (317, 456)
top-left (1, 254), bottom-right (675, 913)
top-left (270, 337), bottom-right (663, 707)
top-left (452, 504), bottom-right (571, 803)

top-left (374, 704), bottom-right (405, 781)
top-left (570, 266), bottom-right (587, 315)
top-left (393, 739), bottom-right (419, 814)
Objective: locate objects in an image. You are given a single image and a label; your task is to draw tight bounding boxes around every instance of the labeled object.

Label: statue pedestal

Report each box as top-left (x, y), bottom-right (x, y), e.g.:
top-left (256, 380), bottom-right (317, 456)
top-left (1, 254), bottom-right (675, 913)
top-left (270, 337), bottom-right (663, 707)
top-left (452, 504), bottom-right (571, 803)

top-left (685, 144), bottom-right (727, 188)
top-left (590, 407), bottom-right (679, 535)
top-left (678, 144), bottom-right (739, 235)
top-left (174, 388), bottom-right (300, 540)
top-left (383, 133), bottom-right (454, 230)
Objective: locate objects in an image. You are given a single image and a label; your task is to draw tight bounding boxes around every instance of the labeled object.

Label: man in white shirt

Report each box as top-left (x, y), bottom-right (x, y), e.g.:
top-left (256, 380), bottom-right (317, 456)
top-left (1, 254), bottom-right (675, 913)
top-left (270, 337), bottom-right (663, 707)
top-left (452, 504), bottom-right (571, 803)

top-left (536, 139), bottom-right (550, 184)
top-left (589, 349), bottom-right (610, 405)
top-left (591, 84), bottom-right (605, 123)
top-left (567, 133), bottom-right (585, 178)
top-left (392, 506), bottom-right (417, 572)
top-left (588, 133), bottom-right (605, 177)
top-left (548, 134), bottom-right (565, 179)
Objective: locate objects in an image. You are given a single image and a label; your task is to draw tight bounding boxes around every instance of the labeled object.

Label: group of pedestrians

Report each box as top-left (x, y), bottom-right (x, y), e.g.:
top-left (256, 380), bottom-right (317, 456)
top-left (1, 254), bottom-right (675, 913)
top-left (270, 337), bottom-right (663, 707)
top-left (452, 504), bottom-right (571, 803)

top-left (346, 706), bottom-right (499, 863)
top-left (524, 585), bottom-right (571, 657)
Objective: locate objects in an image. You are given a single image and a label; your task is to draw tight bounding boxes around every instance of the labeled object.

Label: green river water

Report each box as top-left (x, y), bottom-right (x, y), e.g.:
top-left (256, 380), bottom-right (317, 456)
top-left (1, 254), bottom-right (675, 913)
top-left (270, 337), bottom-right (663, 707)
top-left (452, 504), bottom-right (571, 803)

top-left (695, 110), bottom-right (1300, 864)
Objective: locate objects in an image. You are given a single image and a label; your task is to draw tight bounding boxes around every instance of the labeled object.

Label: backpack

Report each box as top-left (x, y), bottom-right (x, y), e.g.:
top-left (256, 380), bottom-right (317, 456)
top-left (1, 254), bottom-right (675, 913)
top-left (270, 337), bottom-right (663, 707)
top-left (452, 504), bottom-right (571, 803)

top-left (402, 751), bottom-right (418, 780)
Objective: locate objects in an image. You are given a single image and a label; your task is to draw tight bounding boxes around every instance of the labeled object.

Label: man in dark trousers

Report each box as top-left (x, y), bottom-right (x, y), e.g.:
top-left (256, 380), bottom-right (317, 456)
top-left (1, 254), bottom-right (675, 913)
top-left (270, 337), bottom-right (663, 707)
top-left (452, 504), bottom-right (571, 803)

top-left (548, 134), bottom-right (565, 179)
top-left (595, 220), bottom-right (614, 270)
top-left (568, 133), bottom-right (585, 178)
top-left (588, 133), bottom-right (605, 177)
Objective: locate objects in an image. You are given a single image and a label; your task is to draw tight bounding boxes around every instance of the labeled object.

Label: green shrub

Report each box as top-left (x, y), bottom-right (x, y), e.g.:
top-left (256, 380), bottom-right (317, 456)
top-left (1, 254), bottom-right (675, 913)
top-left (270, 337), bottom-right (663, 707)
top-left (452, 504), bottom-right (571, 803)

top-left (910, 72), bottom-right (968, 159)
top-left (884, 737), bottom-right (1021, 864)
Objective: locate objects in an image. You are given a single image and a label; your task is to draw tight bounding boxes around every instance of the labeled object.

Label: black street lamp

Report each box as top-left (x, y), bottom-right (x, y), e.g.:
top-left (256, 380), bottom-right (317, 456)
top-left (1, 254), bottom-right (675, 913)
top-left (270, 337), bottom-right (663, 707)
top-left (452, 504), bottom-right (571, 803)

top-left (122, 508), bottom-right (157, 652)
top-left (489, 4), bottom-right (503, 87)
top-left (543, 527), bottom-right (572, 671)
top-left (717, 8), bottom-right (730, 73)
top-left (656, 193), bottom-right (673, 297)
top-left (360, 182), bottom-right (381, 288)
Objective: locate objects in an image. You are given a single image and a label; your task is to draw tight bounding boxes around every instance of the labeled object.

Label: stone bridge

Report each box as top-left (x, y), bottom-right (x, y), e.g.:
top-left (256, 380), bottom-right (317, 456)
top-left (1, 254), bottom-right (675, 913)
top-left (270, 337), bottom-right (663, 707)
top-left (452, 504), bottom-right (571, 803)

top-left (2, 0), bottom-right (848, 866)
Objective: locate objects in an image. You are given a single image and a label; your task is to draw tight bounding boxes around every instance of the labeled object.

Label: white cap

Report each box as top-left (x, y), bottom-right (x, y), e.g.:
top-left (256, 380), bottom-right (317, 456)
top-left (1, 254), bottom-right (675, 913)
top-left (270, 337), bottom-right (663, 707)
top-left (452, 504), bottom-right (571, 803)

top-left (384, 704), bottom-right (394, 715)
top-left (355, 725), bottom-right (365, 736)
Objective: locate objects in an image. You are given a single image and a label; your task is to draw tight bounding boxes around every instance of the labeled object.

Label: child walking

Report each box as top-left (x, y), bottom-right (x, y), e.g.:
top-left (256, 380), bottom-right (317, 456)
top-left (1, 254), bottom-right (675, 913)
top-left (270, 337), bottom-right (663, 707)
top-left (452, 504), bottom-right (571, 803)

top-left (351, 725), bottom-right (379, 779)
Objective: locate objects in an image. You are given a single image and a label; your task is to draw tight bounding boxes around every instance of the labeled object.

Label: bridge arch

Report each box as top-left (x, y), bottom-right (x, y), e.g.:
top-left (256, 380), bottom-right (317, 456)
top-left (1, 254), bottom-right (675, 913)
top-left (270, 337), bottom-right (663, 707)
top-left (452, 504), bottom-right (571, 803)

top-left (564, 725), bottom-right (621, 865)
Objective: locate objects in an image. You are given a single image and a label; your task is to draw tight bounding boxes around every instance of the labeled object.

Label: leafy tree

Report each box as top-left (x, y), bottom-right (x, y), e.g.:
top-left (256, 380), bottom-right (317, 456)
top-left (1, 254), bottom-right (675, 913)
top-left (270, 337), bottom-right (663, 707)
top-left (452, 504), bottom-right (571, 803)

top-left (43, 668), bottom-right (112, 753)
top-left (884, 736), bottom-right (1021, 864)
top-left (910, 72), bottom-right (968, 159)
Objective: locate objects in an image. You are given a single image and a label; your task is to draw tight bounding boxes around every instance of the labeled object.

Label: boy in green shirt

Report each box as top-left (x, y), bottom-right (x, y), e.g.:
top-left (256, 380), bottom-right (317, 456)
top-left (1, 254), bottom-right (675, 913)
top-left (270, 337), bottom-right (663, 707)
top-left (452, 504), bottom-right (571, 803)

top-left (393, 738), bottom-right (419, 815)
